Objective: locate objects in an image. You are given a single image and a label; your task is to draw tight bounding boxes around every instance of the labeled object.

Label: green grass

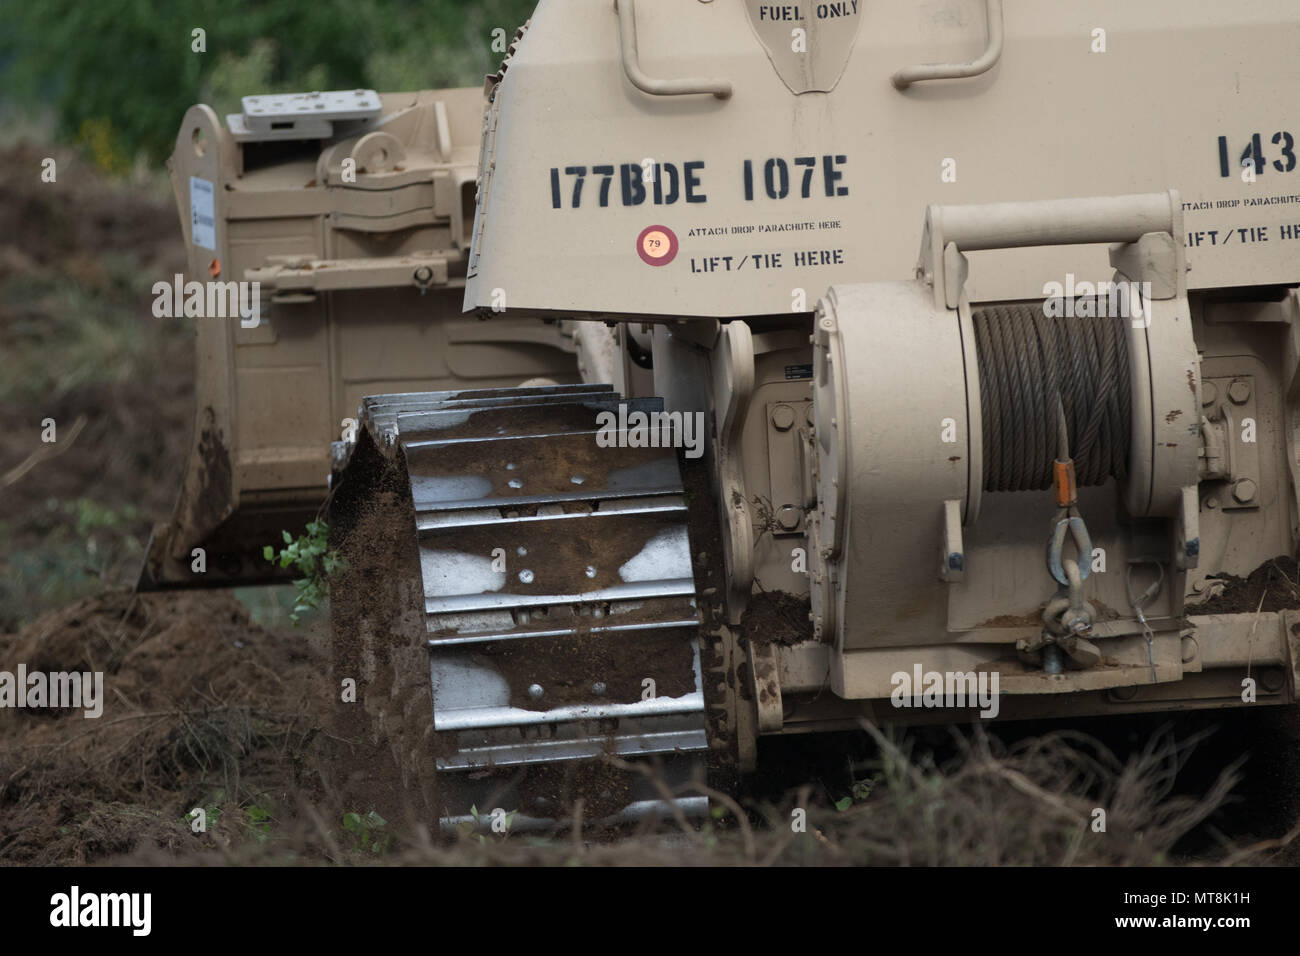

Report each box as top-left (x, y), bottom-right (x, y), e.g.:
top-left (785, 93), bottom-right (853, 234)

top-left (0, 498), bottom-right (143, 631)
top-left (0, 253), bottom-right (168, 405)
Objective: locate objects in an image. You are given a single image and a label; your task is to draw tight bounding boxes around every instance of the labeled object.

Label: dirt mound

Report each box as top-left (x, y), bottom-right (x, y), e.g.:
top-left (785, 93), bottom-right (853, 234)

top-left (0, 589), bottom-right (328, 864)
top-left (1194, 555), bottom-right (1300, 614)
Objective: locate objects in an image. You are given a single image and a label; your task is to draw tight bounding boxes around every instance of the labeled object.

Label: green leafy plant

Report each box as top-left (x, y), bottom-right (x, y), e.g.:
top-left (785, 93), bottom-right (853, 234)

top-left (262, 520), bottom-right (345, 624)
top-left (245, 803), bottom-right (273, 842)
top-left (342, 810), bottom-right (392, 854)
top-left (835, 767), bottom-right (881, 812)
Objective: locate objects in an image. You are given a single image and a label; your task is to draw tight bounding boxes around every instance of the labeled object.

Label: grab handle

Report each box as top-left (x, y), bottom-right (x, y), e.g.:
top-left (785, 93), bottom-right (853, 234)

top-left (892, 0), bottom-right (1003, 90)
top-left (615, 0), bottom-right (732, 99)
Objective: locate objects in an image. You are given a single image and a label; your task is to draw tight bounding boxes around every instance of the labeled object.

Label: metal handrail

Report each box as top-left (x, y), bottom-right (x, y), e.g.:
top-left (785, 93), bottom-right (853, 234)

top-left (891, 0), bottom-right (1003, 90)
top-left (614, 0), bottom-right (732, 99)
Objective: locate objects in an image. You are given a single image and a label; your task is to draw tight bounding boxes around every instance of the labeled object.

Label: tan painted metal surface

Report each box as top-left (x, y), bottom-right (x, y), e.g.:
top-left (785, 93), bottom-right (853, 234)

top-left (467, 0), bottom-right (1300, 316)
top-left (143, 90), bottom-right (581, 586)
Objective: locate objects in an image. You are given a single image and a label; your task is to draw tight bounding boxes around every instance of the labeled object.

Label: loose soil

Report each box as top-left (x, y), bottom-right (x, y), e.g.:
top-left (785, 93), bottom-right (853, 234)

top-left (741, 589), bottom-right (813, 647)
top-left (1194, 555), bottom-right (1300, 614)
top-left (0, 589), bottom-right (328, 864)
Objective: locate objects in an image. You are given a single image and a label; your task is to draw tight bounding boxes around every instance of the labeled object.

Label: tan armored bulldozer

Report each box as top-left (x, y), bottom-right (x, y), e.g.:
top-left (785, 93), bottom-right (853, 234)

top-left (155, 0), bottom-right (1300, 829)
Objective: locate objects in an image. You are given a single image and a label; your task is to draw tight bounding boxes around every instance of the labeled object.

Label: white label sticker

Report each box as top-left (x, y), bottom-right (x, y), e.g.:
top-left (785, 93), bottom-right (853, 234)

top-left (190, 176), bottom-right (216, 250)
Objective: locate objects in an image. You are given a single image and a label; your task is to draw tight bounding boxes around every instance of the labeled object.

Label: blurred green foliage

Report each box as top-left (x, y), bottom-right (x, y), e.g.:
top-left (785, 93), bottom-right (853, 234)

top-left (0, 252), bottom-right (157, 404)
top-left (0, 498), bottom-right (143, 631)
top-left (0, 0), bottom-right (538, 172)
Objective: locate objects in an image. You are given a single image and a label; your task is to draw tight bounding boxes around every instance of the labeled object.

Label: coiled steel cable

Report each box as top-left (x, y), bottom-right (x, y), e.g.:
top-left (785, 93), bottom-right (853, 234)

top-left (972, 301), bottom-right (1130, 492)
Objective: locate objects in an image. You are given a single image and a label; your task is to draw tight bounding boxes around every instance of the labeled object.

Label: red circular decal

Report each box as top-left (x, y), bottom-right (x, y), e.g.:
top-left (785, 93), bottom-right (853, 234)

top-left (636, 225), bottom-right (678, 266)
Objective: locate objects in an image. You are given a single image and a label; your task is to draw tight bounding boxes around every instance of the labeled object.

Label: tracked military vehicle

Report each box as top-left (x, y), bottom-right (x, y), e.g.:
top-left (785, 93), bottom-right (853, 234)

top-left (155, 0), bottom-right (1300, 828)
